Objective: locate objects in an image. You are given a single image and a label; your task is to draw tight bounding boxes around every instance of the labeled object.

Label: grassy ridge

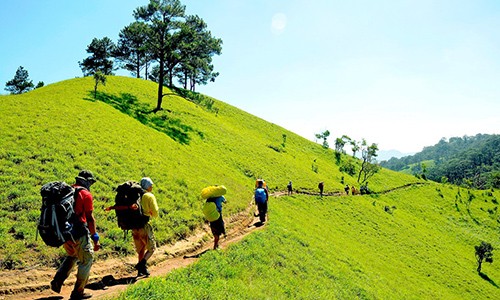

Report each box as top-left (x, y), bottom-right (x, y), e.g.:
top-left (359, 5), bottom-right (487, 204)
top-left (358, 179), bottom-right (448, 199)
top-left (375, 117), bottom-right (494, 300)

top-left (0, 76), bottom-right (419, 268)
top-left (118, 184), bottom-right (500, 299)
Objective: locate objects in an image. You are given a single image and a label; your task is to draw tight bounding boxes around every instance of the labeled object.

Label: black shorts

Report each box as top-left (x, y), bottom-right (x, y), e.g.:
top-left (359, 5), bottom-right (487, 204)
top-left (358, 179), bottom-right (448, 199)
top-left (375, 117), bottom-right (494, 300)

top-left (210, 215), bottom-right (225, 236)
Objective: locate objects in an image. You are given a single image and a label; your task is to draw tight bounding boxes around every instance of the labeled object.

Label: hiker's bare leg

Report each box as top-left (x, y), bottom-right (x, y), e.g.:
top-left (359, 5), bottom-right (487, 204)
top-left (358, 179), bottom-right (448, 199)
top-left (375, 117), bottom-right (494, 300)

top-left (214, 234), bottom-right (220, 249)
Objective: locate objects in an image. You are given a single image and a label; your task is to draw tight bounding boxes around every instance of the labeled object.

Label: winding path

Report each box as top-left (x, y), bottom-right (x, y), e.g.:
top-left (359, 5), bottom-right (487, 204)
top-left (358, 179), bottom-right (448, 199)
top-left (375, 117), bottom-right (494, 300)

top-left (0, 183), bottom-right (426, 299)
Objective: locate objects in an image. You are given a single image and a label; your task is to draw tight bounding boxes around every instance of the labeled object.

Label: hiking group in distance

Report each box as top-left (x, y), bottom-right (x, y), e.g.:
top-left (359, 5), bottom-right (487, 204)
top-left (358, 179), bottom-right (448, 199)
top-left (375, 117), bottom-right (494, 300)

top-left (37, 170), bottom-right (270, 299)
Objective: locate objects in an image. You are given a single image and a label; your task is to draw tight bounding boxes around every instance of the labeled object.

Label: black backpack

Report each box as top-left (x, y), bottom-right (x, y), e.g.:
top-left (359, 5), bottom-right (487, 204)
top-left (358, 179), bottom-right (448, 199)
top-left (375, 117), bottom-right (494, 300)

top-left (114, 181), bottom-right (149, 230)
top-left (37, 181), bottom-right (84, 247)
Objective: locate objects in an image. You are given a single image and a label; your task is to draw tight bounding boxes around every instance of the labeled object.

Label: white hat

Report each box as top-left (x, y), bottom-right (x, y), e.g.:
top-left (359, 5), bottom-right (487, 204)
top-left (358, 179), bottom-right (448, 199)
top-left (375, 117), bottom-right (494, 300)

top-left (140, 177), bottom-right (154, 190)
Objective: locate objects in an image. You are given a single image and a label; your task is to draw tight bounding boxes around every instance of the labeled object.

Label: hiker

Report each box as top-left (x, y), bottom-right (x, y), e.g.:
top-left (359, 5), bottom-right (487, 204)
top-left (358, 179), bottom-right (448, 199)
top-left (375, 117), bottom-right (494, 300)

top-left (208, 195), bottom-right (226, 249)
top-left (318, 181), bottom-right (324, 197)
top-left (131, 177), bottom-right (159, 276)
top-left (50, 170), bottom-right (100, 300)
top-left (255, 179), bottom-right (269, 224)
top-left (287, 180), bottom-right (293, 195)
top-left (344, 184), bottom-right (350, 195)
top-left (105, 178), bottom-right (158, 276)
top-left (351, 185), bottom-right (357, 195)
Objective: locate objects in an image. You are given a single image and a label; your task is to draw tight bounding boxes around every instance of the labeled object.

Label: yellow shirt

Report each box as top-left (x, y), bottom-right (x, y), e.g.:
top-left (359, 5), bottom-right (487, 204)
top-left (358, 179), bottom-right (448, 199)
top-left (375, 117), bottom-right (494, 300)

top-left (141, 192), bottom-right (159, 218)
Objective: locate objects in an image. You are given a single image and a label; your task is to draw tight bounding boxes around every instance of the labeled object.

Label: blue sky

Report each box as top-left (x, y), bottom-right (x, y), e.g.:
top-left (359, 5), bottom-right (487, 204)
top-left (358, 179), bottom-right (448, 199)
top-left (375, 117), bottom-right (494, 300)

top-left (2, 0), bottom-right (500, 154)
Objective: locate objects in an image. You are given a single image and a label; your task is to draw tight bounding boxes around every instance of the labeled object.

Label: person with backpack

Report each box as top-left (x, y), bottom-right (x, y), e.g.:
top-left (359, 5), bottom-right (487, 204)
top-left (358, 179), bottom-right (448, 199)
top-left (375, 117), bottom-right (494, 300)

top-left (105, 177), bottom-right (159, 276)
top-left (50, 170), bottom-right (100, 300)
top-left (318, 181), bottom-right (324, 197)
top-left (131, 177), bottom-right (159, 276)
top-left (287, 180), bottom-right (293, 195)
top-left (200, 185), bottom-right (227, 250)
top-left (254, 179), bottom-right (269, 224)
top-left (206, 195), bottom-right (226, 250)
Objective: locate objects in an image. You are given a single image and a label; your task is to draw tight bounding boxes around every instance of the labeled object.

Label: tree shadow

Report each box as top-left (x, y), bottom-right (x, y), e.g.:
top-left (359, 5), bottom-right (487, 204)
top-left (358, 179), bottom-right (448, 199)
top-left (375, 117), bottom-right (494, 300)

top-left (479, 272), bottom-right (499, 288)
top-left (87, 91), bottom-right (203, 145)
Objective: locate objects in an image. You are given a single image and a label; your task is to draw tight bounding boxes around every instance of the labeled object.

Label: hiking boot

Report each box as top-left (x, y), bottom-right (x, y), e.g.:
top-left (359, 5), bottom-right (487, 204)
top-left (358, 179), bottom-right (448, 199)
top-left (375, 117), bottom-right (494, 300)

top-left (69, 291), bottom-right (93, 299)
top-left (135, 259), bottom-right (149, 276)
top-left (138, 266), bottom-right (150, 276)
top-left (50, 279), bottom-right (61, 293)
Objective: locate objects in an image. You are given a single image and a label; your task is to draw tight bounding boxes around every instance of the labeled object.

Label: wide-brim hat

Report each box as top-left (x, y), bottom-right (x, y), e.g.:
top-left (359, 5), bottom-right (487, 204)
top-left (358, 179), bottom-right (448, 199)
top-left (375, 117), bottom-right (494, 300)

top-left (76, 170), bottom-right (96, 183)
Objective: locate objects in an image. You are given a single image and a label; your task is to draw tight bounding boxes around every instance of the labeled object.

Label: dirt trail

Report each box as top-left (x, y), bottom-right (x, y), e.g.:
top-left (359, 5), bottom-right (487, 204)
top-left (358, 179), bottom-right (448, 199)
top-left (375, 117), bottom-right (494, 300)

top-left (0, 200), bottom-right (264, 300)
top-left (1, 184), bottom-right (425, 300)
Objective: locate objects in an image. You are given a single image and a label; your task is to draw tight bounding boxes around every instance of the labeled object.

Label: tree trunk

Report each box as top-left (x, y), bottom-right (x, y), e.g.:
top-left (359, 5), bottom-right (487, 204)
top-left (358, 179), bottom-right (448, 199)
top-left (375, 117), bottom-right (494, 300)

top-left (136, 54), bottom-right (141, 79)
top-left (168, 68), bottom-right (174, 88)
top-left (156, 58), bottom-right (164, 112)
top-left (477, 259), bottom-right (482, 273)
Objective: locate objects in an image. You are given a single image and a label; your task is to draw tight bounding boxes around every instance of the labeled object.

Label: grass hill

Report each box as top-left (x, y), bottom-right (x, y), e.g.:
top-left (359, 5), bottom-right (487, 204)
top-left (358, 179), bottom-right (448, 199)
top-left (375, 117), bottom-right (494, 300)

top-left (119, 186), bottom-right (500, 299)
top-left (0, 76), bottom-right (414, 269)
top-left (1, 76), bottom-right (499, 298)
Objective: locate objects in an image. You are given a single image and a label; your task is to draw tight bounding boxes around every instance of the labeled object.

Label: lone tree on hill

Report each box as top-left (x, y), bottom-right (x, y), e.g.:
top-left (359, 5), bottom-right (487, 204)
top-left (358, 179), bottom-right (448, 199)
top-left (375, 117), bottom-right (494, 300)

top-left (132, 0), bottom-right (222, 111)
top-left (475, 241), bottom-right (493, 273)
top-left (93, 71), bottom-right (107, 99)
top-left (334, 135), bottom-right (351, 154)
top-left (134, 0), bottom-right (186, 112)
top-left (79, 37), bottom-right (116, 76)
top-left (357, 139), bottom-right (380, 183)
top-left (315, 130), bottom-right (330, 149)
top-left (5, 66), bottom-right (34, 94)
top-left (350, 139), bottom-right (360, 157)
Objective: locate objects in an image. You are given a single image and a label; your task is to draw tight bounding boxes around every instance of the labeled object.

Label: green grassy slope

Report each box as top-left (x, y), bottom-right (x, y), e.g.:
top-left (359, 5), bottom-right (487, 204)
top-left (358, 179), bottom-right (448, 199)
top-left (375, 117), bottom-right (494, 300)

top-left (119, 184), bottom-right (500, 299)
top-left (0, 76), bottom-right (419, 268)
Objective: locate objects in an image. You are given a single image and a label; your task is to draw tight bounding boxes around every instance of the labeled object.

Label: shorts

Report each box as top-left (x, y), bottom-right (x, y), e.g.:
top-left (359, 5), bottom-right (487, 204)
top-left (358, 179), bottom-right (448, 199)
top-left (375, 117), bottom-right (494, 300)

top-left (210, 215), bottom-right (225, 236)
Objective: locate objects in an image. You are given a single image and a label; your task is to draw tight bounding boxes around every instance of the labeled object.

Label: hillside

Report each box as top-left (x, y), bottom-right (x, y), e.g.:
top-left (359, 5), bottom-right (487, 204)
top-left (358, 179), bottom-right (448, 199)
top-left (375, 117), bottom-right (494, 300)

top-left (2, 76), bottom-right (500, 299)
top-left (0, 76), bottom-right (418, 269)
top-left (119, 185), bottom-right (500, 299)
top-left (380, 134), bottom-right (500, 189)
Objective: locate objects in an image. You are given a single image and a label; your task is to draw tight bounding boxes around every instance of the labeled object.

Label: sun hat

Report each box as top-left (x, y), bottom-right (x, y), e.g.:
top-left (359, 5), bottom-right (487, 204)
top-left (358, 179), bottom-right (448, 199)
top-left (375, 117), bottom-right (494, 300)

top-left (140, 177), bottom-right (154, 190)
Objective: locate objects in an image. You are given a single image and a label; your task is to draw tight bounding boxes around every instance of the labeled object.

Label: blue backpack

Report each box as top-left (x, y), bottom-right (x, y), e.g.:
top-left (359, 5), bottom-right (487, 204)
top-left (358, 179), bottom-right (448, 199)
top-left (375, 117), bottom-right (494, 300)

top-left (254, 188), bottom-right (267, 204)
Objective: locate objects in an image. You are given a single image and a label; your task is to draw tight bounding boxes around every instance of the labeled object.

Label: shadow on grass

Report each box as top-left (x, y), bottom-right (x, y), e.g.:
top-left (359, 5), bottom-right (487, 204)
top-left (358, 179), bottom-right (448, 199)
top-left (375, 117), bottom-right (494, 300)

top-left (479, 272), bottom-right (499, 288)
top-left (87, 91), bottom-right (202, 145)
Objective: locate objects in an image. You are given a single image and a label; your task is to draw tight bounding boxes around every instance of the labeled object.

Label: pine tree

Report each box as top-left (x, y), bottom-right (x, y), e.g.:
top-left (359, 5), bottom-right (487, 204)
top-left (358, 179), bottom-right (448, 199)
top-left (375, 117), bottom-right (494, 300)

top-left (5, 66), bottom-right (34, 94)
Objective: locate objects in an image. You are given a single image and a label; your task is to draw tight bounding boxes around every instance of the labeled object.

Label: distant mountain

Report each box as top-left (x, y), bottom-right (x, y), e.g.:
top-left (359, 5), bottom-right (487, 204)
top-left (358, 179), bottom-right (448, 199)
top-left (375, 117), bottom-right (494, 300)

top-left (380, 134), bottom-right (500, 189)
top-left (377, 149), bottom-right (415, 161)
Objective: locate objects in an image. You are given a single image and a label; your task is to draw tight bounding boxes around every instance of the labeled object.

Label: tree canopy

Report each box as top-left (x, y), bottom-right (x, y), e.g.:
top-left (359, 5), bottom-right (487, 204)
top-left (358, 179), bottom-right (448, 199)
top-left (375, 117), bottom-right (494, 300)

top-left (133, 0), bottom-right (186, 111)
top-left (114, 22), bottom-right (151, 79)
top-left (380, 134), bottom-right (500, 189)
top-left (76, 0), bottom-right (222, 112)
top-left (79, 37), bottom-right (116, 76)
top-left (4, 66), bottom-right (34, 94)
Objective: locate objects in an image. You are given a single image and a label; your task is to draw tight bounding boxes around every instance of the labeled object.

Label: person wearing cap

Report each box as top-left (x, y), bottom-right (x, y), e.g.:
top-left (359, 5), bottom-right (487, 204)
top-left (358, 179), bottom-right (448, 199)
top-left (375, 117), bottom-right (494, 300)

top-left (131, 177), bottom-right (159, 276)
top-left (50, 170), bottom-right (100, 300)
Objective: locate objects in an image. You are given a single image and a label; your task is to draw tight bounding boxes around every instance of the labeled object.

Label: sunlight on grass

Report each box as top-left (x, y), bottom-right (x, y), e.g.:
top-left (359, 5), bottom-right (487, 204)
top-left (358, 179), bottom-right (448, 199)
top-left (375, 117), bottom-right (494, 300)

top-left (118, 186), bottom-right (500, 299)
top-left (1, 76), bottom-right (498, 300)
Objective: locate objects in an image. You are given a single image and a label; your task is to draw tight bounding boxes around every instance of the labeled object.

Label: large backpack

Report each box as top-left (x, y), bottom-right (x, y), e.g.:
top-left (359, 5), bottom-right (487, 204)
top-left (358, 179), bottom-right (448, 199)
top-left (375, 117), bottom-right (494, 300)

top-left (254, 188), bottom-right (267, 204)
top-left (114, 181), bottom-right (149, 230)
top-left (202, 198), bottom-right (220, 222)
top-left (37, 181), bottom-right (83, 247)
